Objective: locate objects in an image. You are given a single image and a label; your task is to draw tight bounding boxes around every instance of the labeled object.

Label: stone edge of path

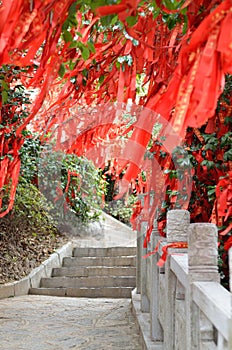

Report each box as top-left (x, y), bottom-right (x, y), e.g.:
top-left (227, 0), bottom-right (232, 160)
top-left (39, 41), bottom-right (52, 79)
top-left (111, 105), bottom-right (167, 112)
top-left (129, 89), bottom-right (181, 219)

top-left (131, 289), bottom-right (164, 350)
top-left (0, 242), bottom-right (73, 300)
top-left (101, 211), bottom-right (135, 233)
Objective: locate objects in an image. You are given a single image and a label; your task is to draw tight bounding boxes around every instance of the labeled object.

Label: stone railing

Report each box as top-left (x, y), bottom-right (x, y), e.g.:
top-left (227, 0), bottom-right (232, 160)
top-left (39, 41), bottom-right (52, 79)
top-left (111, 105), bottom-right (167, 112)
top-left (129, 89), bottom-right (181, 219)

top-left (133, 209), bottom-right (232, 350)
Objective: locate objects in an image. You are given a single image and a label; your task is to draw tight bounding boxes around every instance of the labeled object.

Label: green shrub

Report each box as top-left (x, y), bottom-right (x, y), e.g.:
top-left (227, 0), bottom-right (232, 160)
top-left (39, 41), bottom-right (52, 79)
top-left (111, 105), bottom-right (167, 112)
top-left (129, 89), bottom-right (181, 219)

top-left (20, 137), bottom-right (107, 227)
top-left (104, 194), bottom-right (136, 226)
top-left (59, 154), bottom-right (106, 224)
top-left (1, 179), bottom-right (59, 237)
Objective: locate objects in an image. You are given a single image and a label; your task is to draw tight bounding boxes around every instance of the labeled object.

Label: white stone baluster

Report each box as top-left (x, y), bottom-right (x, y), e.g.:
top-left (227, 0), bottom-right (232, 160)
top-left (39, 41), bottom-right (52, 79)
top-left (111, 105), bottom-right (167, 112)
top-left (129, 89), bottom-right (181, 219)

top-left (187, 223), bottom-right (219, 350)
top-left (229, 247), bottom-right (232, 293)
top-left (229, 247), bottom-right (232, 350)
top-left (166, 209), bottom-right (190, 243)
top-left (164, 209), bottom-right (190, 350)
top-left (188, 223), bottom-right (219, 281)
top-left (136, 227), bottom-right (142, 295)
top-left (150, 222), bottom-right (163, 342)
top-left (141, 221), bottom-right (150, 312)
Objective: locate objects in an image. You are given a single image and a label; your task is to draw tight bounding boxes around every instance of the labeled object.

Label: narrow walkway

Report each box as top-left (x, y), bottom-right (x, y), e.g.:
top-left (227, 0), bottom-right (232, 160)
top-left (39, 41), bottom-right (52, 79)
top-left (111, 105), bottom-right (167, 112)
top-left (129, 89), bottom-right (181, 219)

top-left (0, 295), bottom-right (140, 350)
top-left (71, 212), bottom-right (137, 248)
top-left (0, 214), bottom-right (141, 350)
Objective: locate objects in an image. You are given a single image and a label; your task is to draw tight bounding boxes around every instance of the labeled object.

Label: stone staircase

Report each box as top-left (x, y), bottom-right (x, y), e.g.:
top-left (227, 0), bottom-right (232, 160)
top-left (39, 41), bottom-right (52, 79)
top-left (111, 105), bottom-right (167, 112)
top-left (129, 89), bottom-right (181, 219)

top-left (29, 246), bottom-right (136, 298)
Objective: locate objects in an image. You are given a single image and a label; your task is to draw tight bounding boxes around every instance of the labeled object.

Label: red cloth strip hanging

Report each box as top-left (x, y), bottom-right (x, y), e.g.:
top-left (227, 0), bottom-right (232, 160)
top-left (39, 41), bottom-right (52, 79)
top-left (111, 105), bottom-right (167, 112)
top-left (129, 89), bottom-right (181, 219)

top-left (143, 241), bottom-right (188, 267)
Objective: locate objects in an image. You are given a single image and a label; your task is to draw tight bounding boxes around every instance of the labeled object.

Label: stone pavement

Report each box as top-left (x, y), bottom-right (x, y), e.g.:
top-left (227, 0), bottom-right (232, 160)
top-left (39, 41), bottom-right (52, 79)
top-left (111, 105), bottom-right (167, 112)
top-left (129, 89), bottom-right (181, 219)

top-left (0, 214), bottom-right (141, 349)
top-left (0, 295), bottom-right (141, 350)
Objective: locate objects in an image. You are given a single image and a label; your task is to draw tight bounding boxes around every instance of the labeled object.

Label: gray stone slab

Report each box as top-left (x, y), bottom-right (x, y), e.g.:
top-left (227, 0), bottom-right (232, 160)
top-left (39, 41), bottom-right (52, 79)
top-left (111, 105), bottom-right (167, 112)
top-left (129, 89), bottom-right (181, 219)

top-left (87, 266), bottom-right (136, 277)
top-left (56, 242), bottom-right (73, 265)
top-left (0, 295), bottom-right (141, 349)
top-left (52, 266), bottom-right (136, 277)
top-left (0, 283), bottom-right (14, 299)
top-left (42, 253), bottom-right (60, 277)
top-left (73, 246), bottom-right (136, 257)
top-left (29, 265), bottom-right (46, 288)
top-left (63, 256), bottom-right (136, 267)
top-left (40, 276), bottom-right (136, 288)
top-left (14, 277), bottom-right (30, 296)
top-left (132, 289), bottom-right (164, 350)
top-left (52, 266), bottom-right (88, 277)
top-left (29, 287), bottom-right (66, 297)
top-left (66, 286), bottom-right (133, 298)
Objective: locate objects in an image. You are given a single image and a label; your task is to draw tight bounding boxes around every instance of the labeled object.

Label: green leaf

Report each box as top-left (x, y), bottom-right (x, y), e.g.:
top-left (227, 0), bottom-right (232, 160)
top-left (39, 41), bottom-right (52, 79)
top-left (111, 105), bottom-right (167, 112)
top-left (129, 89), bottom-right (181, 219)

top-left (63, 30), bottom-right (73, 43)
top-left (81, 46), bottom-right (90, 60)
top-left (68, 1), bottom-right (77, 16)
top-left (111, 14), bottom-right (119, 26)
top-left (87, 41), bottom-right (96, 53)
top-left (163, 0), bottom-right (186, 10)
top-left (58, 63), bottom-right (65, 78)
top-left (69, 15), bottom-right (78, 27)
top-left (2, 90), bottom-right (8, 104)
top-left (82, 68), bottom-right (88, 78)
top-left (100, 14), bottom-right (117, 27)
top-left (176, 157), bottom-right (191, 167)
top-left (62, 21), bottom-right (69, 31)
top-left (69, 41), bottom-right (78, 48)
top-left (224, 149), bottom-right (232, 161)
top-left (201, 160), bottom-right (215, 169)
top-left (163, 0), bottom-right (176, 10)
top-left (1, 80), bottom-right (9, 91)
top-left (182, 14), bottom-right (188, 34)
top-left (207, 187), bottom-right (216, 196)
top-left (87, 0), bottom-right (110, 11)
top-left (220, 132), bottom-right (232, 147)
top-left (126, 15), bottom-right (138, 27)
top-left (69, 60), bottom-right (76, 70)
top-left (99, 75), bottom-right (105, 84)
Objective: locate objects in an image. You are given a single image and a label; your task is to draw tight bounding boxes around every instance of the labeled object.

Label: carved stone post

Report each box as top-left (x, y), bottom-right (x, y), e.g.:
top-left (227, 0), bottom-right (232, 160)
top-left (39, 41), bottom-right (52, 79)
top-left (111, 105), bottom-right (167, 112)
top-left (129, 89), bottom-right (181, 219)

top-left (228, 248), bottom-right (232, 350)
top-left (188, 223), bottom-right (219, 281)
top-left (229, 247), bottom-right (232, 293)
top-left (150, 222), bottom-right (163, 342)
top-left (136, 227), bottom-right (142, 295)
top-left (187, 223), bottom-right (219, 350)
top-left (164, 210), bottom-right (190, 350)
top-left (141, 221), bottom-right (150, 312)
top-left (166, 209), bottom-right (190, 243)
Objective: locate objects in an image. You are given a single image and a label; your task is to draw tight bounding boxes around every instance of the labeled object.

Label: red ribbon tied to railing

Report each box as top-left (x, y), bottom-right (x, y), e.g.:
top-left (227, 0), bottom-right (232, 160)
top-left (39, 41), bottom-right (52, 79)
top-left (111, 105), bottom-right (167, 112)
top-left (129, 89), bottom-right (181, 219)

top-left (143, 241), bottom-right (188, 267)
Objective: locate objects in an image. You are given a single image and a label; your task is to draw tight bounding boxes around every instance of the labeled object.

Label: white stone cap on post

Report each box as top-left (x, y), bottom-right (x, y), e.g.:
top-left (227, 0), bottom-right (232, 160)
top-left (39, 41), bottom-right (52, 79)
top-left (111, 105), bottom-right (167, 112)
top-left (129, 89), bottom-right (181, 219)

top-left (188, 223), bottom-right (219, 282)
top-left (167, 209), bottom-right (190, 243)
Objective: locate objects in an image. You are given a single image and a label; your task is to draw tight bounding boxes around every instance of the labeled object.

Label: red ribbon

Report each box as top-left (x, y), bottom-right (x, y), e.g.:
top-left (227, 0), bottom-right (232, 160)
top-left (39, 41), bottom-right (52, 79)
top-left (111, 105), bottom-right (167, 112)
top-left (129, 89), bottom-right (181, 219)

top-left (143, 241), bottom-right (188, 267)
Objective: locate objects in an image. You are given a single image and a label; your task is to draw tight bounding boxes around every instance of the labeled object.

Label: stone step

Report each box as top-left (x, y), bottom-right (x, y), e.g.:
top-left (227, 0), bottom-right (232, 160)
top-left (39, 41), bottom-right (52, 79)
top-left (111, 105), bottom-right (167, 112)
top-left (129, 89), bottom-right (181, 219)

top-left (29, 286), bottom-right (133, 298)
top-left (28, 245), bottom-right (137, 299)
top-left (72, 246), bottom-right (136, 257)
top-left (63, 256), bottom-right (136, 268)
top-left (40, 276), bottom-right (136, 289)
top-left (52, 266), bottom-right (136, 277)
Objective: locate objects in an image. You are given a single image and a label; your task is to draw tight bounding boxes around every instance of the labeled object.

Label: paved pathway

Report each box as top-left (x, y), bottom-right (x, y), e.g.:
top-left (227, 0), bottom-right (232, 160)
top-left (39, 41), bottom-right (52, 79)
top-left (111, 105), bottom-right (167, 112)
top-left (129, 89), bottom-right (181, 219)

top-left (0, 295), bottom-right (141, 350)
top-left (0, 214), bottom-right (141, 349)
top-left (71, 212), bottom-right (137, 248)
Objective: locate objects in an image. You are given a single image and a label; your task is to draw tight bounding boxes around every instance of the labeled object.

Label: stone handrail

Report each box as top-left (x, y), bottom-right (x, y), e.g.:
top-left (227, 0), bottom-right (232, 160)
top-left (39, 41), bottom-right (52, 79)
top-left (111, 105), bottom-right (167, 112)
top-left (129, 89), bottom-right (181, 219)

top-left (135, 209), bottom-right (232, 350)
